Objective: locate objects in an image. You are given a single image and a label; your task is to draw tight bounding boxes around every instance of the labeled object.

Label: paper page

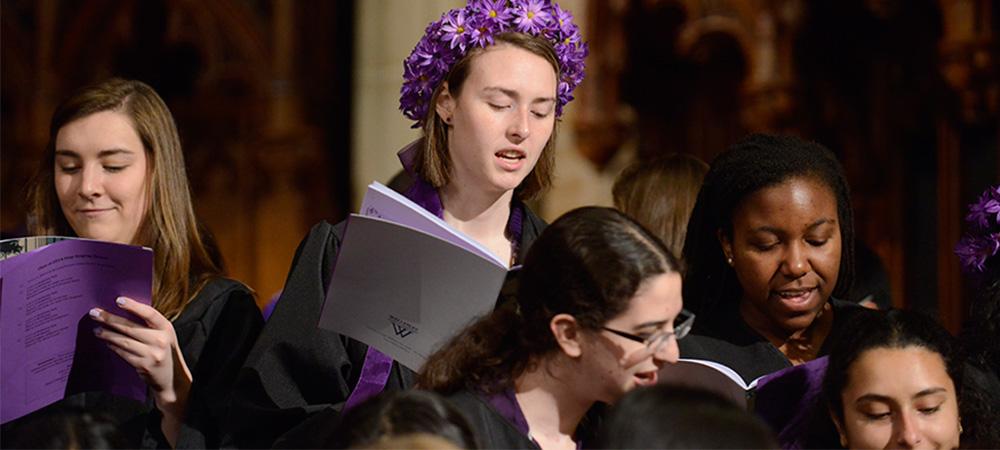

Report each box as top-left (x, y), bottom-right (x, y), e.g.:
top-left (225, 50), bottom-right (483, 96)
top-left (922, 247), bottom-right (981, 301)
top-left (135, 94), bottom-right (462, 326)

top-left (1, 239), bottom-right (153, 424)
top-left (318, 214), bottom-right (507, 371)
top-left (360, 182), bottom-right (505, 267)
top-left (658, 358), bottom-right (752, 409)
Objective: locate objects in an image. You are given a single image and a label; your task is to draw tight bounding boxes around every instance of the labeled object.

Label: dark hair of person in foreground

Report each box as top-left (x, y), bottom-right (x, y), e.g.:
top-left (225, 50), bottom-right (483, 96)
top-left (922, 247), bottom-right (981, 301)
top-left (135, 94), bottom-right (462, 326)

top-left (5, 409), bottom-right (133, 449)
top-left (591, 384), bottom-right (779, 449)
top-left (323, 389), bottom-right (478, 449)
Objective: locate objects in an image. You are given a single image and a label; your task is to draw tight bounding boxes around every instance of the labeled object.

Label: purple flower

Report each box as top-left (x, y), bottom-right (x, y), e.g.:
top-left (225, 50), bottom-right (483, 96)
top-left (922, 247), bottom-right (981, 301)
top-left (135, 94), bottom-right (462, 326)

top-left (956, 233), bottom-right (1000, 273)
top-left (957, 184), bottom-right (1000, 276)
top-left (966, 190), bottom-right (1000, 229)
top-left (551, 3), bottom-right (575, 36)
top-left (411, 38), bottom-right (450, 74)
top-left (513, 0), bottom-right (552, 35)
top-left (403, 65), bottom-right (436, 96)
top-left (441, 9), bottom-right (473, 51)
top-left (475, 0), bottom-right (515, 29)
top-left (983, 186), bottom-right (1000, 224)
top-left (468, 25), bottom-right (495, 48)
top-left (556, 42), bottom-right (585, 71)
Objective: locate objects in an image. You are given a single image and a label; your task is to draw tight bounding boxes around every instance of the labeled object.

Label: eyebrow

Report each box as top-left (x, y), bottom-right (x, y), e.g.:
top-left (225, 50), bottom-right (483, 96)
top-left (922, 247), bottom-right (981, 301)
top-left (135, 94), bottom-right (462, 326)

top-left (855, 387), bottom-right (947, 405)
top-left (483, 86), bottom-right (557, 105)
top-left (751, 218), bottom-right (837, 235)
top-left (55, 148), bottom-right (136, 158)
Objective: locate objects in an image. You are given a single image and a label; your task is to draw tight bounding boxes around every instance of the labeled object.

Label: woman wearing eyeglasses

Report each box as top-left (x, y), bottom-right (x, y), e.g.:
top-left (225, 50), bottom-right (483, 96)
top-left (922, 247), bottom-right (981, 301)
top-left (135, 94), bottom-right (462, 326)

top-left (418, 207), bottom-right (689, 450)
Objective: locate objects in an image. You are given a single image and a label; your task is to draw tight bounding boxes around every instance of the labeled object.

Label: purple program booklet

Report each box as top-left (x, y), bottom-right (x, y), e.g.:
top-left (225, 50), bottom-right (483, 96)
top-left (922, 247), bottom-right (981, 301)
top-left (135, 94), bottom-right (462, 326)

top-left (0, 238), bottom-right (153, 424)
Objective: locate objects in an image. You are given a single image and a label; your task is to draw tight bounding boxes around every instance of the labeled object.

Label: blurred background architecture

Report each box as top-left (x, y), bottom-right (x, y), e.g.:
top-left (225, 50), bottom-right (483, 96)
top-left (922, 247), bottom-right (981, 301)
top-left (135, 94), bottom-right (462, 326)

top-left (2, 0), bottom-right (997, 333)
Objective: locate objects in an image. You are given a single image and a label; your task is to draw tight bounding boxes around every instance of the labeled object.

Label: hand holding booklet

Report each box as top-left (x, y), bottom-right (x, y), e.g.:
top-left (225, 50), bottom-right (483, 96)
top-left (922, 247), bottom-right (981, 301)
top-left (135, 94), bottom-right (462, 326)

top-left (1, 237), bottom-right (153, 424)
top-left (317, 182), bottom-right (511, 371)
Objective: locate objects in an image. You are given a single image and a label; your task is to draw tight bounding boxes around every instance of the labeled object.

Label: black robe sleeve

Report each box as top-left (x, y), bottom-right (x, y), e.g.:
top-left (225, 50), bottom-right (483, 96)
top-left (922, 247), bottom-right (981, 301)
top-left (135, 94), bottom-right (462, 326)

top-left (224, 221), bottom-right (415, 449)
top-left (226, 205), bottom-right (547, 449)
top-left (144, 278), bottom-right (264, 449)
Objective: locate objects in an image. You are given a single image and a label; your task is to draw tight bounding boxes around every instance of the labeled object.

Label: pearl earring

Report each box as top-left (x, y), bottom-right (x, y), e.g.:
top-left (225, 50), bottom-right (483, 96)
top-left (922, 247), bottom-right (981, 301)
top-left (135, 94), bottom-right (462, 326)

top-left (727, 257), bottom-right (733, 266)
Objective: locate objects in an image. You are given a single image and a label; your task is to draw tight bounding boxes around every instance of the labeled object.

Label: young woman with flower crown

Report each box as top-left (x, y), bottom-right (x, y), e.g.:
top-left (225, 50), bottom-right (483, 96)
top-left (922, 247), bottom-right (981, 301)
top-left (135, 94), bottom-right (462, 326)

top-left (226, 1), bottom-right (588, 448)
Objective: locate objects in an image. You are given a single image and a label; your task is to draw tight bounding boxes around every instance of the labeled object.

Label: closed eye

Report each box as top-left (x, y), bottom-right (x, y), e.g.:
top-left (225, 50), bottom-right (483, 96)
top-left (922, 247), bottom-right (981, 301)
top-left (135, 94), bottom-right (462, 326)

top-left (807, 239), bottom-right (828, 247)
top-left (59, 165), bottom-right (81, 174)
top-left (918, 405), bottom-right (940, 415)
top-left (864, 412), bottom-right (890, 420)
top-left (104, 165), bottom-right (127, 173)
top-left (489, 103), bottom-right (510, 111)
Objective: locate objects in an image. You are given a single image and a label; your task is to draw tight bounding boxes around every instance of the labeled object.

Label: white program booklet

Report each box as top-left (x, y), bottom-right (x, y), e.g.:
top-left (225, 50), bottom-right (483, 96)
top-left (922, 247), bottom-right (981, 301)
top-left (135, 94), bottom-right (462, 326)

top-left (658, 358), bottom-right (766, 409)
top-left (317, 182), bottom-right (510, 370)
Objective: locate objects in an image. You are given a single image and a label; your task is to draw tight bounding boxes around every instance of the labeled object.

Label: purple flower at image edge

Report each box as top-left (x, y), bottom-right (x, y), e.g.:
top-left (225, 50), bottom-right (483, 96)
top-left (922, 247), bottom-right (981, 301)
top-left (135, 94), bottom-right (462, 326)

top-left (966, 191), bottom-right (1000, 229)
top-left (956, 232), bottom-right (1000, 273)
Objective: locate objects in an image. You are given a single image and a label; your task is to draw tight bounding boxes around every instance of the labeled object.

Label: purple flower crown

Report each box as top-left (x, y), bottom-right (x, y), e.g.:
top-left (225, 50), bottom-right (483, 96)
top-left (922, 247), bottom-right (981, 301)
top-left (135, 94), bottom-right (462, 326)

top-left (399, 0), bottom-right (588, 129)
top-left (956, 185), bottom-right (1000, 276)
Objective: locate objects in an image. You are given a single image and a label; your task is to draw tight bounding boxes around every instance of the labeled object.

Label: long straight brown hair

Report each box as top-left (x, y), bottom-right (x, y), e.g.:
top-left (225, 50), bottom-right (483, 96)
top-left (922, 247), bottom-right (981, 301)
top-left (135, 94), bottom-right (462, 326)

top-left (26, 78), bottom-right (224, 320)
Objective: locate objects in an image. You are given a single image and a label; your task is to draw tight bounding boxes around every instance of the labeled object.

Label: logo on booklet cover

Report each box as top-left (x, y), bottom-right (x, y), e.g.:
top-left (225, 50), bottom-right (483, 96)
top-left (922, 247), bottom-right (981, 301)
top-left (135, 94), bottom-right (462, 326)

top-left (388, 315), bottom-right (417, 338)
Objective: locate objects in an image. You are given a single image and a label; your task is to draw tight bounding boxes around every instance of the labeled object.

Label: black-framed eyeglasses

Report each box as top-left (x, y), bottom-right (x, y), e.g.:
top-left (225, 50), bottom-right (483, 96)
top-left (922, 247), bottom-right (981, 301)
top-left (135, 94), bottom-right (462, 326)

top-left (602, 309), bottom-right (696, 355)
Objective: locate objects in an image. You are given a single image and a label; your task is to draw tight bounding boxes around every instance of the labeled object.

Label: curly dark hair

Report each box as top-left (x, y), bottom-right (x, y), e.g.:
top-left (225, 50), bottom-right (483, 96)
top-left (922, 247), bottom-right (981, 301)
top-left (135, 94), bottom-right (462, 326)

top-left (681, 133), bottom-right (855, 318)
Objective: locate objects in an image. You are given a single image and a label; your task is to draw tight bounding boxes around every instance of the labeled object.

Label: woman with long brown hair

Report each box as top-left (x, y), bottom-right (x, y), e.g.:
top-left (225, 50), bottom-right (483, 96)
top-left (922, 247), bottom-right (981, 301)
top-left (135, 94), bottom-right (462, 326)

top-left (15, 77), bottom-right (263, 448)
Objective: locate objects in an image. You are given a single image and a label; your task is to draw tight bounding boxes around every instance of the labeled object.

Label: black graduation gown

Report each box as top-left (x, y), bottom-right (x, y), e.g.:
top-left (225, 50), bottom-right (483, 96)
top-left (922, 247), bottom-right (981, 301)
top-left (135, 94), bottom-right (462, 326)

top-left (447, 389), bottom-right (539, 450)
top-left (2, 278), bottom-right (263, 449)
top-left (678, 298), bottom-right (864, 383)
top-left (225, 207), bottom-right (547, 449)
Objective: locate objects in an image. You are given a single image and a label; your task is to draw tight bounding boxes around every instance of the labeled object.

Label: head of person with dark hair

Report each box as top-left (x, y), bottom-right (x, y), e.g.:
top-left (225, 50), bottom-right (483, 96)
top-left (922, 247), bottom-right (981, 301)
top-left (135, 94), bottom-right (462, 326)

top-left (324, 390), bottom-right (478, 449)
top-left (823, 309), bottom-right (963, 449)
top-left (682, 133), bottom-right (855, 362)
top-left (593, 384), bottom-right (778, 449)
top-left (613, 153), bottom-right (709, 264)
top-left (7, 409), bottom-right (134, 449)
top-left (418, 206), bottom-right (688, 448)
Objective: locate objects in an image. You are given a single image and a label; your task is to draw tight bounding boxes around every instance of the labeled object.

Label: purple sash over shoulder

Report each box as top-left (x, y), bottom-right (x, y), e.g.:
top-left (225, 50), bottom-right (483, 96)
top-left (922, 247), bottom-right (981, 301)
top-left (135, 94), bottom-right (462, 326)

top-left (342, 141), bottom-right (523, 413)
